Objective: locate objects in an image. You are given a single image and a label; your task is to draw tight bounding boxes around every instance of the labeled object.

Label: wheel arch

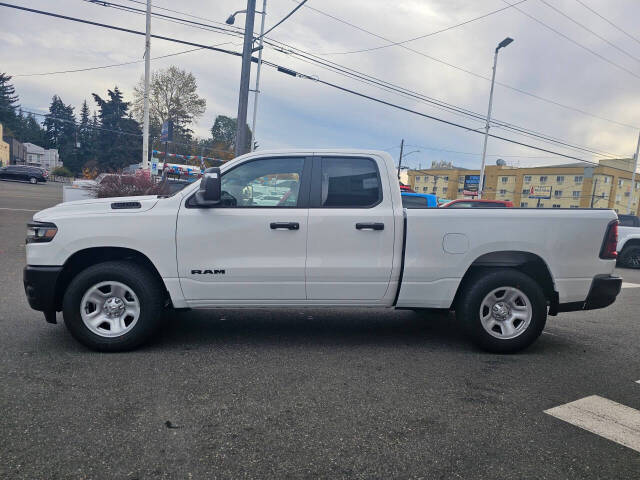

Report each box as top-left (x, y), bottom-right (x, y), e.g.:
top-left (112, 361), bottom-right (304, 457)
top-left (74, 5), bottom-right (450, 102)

top-left (54, 247), bottom-right (168, 311)
top-left (452, 250), bottom-right (556, 310)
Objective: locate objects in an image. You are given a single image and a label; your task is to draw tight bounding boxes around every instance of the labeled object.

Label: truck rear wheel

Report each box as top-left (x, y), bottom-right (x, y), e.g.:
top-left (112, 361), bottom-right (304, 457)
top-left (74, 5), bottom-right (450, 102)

top-left (62, 261), bottom-right (164, 351)
top-left (619, 245), bottom-right (640, 269)
top-left (456, 269), bottom-right (547, 353)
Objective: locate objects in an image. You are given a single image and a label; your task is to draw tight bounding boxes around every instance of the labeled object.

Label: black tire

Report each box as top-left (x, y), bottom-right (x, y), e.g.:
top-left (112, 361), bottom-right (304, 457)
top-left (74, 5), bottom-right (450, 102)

top-left (456, 269), bottom-right (547, 353)
top-left (62, 261), bottom-right (165, 351)
top-left (29, 177), bottom-right (37, 184)
top-left (619, 245), bottom-right (640, 269)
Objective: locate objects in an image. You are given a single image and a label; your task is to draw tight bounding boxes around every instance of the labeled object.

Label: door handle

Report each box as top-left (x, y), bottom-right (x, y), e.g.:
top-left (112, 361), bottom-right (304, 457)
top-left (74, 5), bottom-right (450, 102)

top-left (270, 222), bottom-right (300, 230)
top-left (355, 222), bottom-right (384, 231)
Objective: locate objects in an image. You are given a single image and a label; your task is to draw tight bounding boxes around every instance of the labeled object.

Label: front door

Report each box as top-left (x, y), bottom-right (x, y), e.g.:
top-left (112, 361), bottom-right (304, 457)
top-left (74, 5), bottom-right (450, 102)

top-left (306, 156), bottom-right (396, 301)
top-left (177, 156), bottom-right (311, 304)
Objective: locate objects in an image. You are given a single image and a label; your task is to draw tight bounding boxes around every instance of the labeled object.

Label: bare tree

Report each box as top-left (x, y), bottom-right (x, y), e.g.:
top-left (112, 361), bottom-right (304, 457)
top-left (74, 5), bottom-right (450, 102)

top-left (133, 66), bottom-right (206, 137)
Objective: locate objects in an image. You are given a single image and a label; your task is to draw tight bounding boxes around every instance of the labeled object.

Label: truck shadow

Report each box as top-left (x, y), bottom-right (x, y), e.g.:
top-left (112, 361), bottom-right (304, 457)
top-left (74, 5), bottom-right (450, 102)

top-left (155, 308), bottom-right (464, 350)
top-left (152, 308), bottom-right (566, 353)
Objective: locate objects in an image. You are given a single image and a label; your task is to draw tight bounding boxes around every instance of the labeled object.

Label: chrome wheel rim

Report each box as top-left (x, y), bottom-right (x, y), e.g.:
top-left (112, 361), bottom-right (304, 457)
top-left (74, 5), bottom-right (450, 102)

top-left (80, 281), bottom-right (140, 337)
top-left (29, 177), bottom-right (37, 184)
top-left (479, 286), bottom-right (532, 339)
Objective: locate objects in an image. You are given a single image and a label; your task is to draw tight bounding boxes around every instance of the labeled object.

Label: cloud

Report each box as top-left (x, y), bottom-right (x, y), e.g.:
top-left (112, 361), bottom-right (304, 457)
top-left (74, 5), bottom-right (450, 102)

top-left (1, 0), bottom-right (639, 169)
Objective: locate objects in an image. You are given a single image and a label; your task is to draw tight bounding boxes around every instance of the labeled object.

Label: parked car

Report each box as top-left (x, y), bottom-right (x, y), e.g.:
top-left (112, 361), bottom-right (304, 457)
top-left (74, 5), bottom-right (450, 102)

top-left (401, 192), bottom-right (438, 208)
top-left (0, 165), bottom-right (48, 184)
top-left (617, 214), bottom-right (640, 268)
top-left (440, 199), bottom-right (514, 208)
top-left (24, 149), bottom-right (621, 353)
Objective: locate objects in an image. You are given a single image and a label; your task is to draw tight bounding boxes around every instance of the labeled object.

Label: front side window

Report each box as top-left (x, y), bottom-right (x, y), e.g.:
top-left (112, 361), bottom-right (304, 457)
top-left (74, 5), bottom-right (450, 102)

top-left (320, 157), bottom-right (381, 208)
top-left (220, 157), bottom-right (305, 207)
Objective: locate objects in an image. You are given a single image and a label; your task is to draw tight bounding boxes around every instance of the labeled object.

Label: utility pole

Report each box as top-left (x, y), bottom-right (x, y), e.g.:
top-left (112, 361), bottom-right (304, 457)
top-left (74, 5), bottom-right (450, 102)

top-left (591, 177), bottom-right (599, 208)
top-left (478, 37), bottom-right (513, 199)
top-left (142, 0), bottom-right (151, 169)
top-left (627, 131), bottom-right (640, 214)
top-left (250, 0), bottom-right (266, 152)
top-left (397, 138), bottom-right (404, 179)
top-left (235, 0), bottom-right (256, 157)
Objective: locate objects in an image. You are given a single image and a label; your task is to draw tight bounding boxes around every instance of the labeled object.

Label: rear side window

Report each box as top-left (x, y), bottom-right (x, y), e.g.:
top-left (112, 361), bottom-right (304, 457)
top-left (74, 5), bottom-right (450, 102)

top-left (320, 157), bottom-right (381, 208)
top-left (619, 215), bottom-right (639, 227)
top-left (479, 202), bottom-right (507, 207)
top-left (402, 196), bottom-right (429, 208)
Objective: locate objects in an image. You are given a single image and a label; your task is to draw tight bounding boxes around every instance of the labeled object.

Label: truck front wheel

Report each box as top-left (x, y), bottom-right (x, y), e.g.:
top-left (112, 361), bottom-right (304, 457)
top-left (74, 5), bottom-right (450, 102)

top-left (62, 261), bottom-right (165, 351)
top-left (456, 269), bottom-right (547, 353)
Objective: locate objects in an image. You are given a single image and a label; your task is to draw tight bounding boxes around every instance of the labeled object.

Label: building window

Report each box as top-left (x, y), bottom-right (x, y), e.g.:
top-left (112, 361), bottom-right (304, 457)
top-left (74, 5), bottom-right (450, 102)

top-left (522, 188), bottom-right (529, 194)
top-left (574, 176), bottom-right (583, 183)
top-left (554, 190), bottom-right (562, 197)
top-left (552, 204), bottom-right (561, 208)
top-left (520, 202), bottom-right (528, 207)
top-left (442, 187), bottom-right (448, 194)
top-left (458, 188), bottom-right (463, 193)
top-left (458, 175), bottom-right (465, 183)
top-left (572, 191), bottom-right (581, 198)
top-left (603, 177), bottom-right (610, 184)
top-left (556, 176), bottom-right (564, 183)
top-left (499, 189), bottom-right (507, 195)
top-left (618, 179), bottom-right (624, 187)
top-left (443, 176), bottom-right (449, 181)
top-left (524, 175), bottom-right (531, 183)
top-left (616, 194), bottom-right (621, 202)
top-left (501, 177), bottom-right (508, 183)
top-left (415, 176), bottom-right (420, 182)
top-left (422, 186), bottom-right (428, 192)
top-left (540, 176), bottom-right (548, 183)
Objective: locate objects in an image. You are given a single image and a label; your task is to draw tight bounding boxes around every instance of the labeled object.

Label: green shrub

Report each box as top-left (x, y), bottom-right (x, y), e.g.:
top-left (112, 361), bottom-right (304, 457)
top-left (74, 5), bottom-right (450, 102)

top-left (52, 166), bottom-right (73, 177)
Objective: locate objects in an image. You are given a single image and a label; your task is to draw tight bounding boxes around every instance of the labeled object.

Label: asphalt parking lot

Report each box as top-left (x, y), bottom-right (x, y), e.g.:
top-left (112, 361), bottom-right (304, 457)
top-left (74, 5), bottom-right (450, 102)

top-left (1, 179), bottom-right (640, 479)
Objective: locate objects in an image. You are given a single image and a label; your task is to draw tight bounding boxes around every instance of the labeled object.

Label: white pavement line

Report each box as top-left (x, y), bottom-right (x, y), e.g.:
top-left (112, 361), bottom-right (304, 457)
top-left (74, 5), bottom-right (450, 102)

top-left (622, 282), bottom-right (640, 289)
top-left (544, 395), bottom-right (640, 453)
top-left (0, 207), bottom-right (38, 212)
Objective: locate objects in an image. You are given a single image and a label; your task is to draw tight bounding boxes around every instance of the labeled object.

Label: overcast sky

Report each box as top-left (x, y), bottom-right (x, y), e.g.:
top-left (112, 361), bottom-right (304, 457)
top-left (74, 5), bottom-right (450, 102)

top-left (1, 0), bottom-right (639, 169)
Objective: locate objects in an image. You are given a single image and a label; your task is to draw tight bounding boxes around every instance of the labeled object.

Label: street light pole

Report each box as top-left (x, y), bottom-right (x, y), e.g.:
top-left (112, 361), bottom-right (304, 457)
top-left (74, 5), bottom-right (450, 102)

top-left (478, 37), bottom-right (513, 199)
top-left (627, 131), bottom-right (640, 214)
top-left (142, 0), bottom-right (151, 169)
top-left (250, 0), bottom-right (266, 152)
top-left (397, 138), bottom-right (404, 179)
top-left (234, 0), bottom-right (256, 157)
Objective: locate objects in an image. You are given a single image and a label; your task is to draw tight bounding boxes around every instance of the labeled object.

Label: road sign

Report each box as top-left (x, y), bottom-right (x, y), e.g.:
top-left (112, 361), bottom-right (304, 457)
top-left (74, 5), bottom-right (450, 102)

top-left (529, 185), bottom-right (552, 199)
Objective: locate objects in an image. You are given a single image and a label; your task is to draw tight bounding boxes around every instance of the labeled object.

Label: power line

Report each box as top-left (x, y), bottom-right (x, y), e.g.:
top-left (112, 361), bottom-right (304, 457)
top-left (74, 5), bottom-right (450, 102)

top-left (504, 0), bottom-right (640, 80)
top-left (13, 46), bottom-right (212, 77)
top-left (46, 0), bottom-right (626, 158)
top-left (573, 0), bottom-right (640, 47)
top-left (1, 1), bottom-right (635, 172)
top-left (295, 0), bottom-right (640, 130)
top-left (260, 0), bottom-right (308, 39)
top-left (538, 0), bottom-right (640, 65)
top-left (316, 0), bottom-right (528, 55)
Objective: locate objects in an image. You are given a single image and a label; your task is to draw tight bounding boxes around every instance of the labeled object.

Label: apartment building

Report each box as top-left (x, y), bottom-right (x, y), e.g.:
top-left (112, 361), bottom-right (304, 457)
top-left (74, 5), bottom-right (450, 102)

top-left (408, 158), bottom-right (640, 214)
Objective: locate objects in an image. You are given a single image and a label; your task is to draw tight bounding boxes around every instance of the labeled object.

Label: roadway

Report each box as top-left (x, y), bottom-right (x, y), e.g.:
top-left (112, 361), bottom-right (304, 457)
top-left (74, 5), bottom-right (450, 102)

top-left (1, 179), bottom-right (639, 479)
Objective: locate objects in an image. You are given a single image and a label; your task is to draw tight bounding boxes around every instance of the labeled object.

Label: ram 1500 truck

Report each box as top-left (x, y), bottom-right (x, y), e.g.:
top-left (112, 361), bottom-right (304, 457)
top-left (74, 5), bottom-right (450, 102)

top-left (23, 150), bottom-right (622, 353)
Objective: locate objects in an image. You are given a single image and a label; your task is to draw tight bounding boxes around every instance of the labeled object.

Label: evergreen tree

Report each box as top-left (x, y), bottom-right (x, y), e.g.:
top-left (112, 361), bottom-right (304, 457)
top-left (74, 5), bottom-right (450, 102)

top-left (72, 99), bottom-right (94, 173)
top-left (44, 95), bottom-right (77, 167)
top-left (92, 87), bottom-right (141, 171)
top-left (0, 72), bottom-right (19, 135)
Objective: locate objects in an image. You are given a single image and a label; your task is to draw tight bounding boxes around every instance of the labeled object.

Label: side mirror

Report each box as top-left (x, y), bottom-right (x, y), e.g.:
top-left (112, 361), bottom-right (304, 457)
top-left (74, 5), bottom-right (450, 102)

top-left (194, 168), bottom-right (221, 207)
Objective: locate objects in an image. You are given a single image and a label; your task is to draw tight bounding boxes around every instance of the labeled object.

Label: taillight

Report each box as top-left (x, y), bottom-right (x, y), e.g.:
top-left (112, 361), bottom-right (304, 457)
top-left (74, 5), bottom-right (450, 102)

top-left (600, 220), bottom-right (618, 259)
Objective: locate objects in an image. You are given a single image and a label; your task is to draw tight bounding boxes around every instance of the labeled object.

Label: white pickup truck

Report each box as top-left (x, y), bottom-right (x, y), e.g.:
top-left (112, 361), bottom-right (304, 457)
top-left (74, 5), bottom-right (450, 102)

top-left (617, 214), bottom-right (640, 268)
top-left (24, 150), bottom-right (622, 353)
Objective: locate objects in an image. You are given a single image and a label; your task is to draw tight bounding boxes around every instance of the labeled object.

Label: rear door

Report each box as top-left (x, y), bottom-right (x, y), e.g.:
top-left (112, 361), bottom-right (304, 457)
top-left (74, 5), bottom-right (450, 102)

top-left (305, 155), bottom-right (396, 301)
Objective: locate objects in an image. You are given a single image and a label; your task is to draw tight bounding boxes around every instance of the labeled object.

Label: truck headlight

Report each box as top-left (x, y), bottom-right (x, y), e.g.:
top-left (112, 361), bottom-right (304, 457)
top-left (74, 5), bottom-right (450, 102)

top-left (26, 222), bottom-right (58, 244)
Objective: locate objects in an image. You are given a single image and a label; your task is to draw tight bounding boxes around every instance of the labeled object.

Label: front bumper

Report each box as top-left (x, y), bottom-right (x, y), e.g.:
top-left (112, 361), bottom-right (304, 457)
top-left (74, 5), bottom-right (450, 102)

top-left (553, 274), bottom-right (622, 314)
top-left (23, 265), bottom-right (62, 323)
